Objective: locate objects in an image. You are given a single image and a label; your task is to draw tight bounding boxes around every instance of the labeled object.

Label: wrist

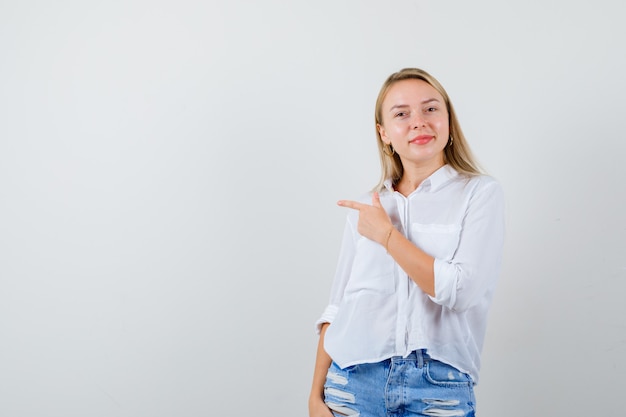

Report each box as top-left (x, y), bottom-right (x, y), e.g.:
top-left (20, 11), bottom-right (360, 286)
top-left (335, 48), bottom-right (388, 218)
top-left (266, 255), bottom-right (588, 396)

top-left (383, 226), bottom-right (394, 253)
top-left (309, 393), bottom-right (325, 406)
top-left (309, 386), bottom-right (324, 402)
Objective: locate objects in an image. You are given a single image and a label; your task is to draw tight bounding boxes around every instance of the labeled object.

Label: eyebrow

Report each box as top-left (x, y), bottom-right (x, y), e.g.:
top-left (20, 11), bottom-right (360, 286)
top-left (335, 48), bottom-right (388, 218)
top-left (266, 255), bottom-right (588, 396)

top-left (389, 98), bottom-right (441, 112)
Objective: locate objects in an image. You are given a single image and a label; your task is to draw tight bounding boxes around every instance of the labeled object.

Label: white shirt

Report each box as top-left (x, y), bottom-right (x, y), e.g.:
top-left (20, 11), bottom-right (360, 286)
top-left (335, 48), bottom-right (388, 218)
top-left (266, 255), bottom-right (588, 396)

top-left (316, 165), bottom-right (505, 383)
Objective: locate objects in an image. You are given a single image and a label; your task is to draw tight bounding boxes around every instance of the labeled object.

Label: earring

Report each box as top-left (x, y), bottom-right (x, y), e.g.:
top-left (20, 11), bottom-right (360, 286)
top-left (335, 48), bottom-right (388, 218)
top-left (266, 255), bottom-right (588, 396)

top-left (383, 144), bottom-right (395, 156)
top-left (448, 135), bottom-right (454, 146)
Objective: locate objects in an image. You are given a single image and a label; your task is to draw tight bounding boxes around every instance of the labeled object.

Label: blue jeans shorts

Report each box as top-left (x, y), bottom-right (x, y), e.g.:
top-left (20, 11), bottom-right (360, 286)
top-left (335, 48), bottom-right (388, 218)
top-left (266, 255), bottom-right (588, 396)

top-left (324, 350), bottom-right (476, 417)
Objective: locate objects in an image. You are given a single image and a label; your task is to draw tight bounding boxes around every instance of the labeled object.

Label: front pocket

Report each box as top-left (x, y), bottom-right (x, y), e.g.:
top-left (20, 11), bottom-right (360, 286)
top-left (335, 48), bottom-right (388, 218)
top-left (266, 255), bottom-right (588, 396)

top-left (425, 360), bottom-right (472, 387)
top-left (411, 223), bottom-right (461, 260)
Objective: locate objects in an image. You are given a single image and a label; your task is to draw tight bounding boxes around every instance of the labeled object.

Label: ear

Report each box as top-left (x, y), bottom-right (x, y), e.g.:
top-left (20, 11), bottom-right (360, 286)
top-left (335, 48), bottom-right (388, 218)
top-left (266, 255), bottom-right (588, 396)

top-left (377, 123), bottom-right (390, 145)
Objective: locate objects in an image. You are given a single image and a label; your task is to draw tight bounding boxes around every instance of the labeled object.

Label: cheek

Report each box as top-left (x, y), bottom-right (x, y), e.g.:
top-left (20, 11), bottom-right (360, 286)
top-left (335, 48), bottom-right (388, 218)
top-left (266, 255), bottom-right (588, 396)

top-left (381, 124), bottom-right (401, 142)
top-left (389, 122), bottom-right (410, 136)
top-left (434, 119), bottom-right (449, 135)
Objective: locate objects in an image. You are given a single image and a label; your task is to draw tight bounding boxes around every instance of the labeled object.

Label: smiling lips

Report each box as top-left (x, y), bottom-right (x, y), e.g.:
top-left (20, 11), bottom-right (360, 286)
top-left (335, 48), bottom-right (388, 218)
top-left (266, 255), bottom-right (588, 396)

top-left (409, 135), bottom-right (435, 145)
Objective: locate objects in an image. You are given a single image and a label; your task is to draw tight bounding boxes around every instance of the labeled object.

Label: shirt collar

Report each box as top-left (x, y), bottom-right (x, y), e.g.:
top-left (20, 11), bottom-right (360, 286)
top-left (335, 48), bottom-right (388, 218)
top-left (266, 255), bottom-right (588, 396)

top-left (383, 164), bottom-right (459, 193)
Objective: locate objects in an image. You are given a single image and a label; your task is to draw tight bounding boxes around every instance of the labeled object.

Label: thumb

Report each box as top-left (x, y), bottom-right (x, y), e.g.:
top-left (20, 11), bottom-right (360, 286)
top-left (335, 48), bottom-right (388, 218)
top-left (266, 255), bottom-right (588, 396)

top-left (372, 192), bottom-right (382, 208)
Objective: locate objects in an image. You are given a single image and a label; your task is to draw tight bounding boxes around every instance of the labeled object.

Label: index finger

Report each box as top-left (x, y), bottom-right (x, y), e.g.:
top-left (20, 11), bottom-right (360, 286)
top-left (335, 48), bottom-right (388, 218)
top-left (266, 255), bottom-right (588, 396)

top-left (337, 200), bottom-right (367, 211)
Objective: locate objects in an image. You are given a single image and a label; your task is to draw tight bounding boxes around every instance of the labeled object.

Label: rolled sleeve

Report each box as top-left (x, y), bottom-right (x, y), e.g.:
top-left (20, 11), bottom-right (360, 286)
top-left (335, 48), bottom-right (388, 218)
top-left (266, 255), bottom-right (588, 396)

top-left (315, 304), bottom-right (338, 334)
top-left (431, 258), bottom-right (459, 308)
top-left (429, 180), bottom-right (505, 312)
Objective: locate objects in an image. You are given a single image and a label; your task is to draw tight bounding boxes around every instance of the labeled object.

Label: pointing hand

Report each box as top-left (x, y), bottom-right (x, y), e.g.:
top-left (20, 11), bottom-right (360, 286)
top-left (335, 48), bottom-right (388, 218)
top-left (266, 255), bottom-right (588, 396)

top-left (338, 192), bottom-right (394, 245)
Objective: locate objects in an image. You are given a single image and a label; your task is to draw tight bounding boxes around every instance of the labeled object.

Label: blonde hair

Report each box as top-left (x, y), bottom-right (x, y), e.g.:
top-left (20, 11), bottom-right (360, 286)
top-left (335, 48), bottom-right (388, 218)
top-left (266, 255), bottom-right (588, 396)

top-left (374, 68), bottom-right (482, 191)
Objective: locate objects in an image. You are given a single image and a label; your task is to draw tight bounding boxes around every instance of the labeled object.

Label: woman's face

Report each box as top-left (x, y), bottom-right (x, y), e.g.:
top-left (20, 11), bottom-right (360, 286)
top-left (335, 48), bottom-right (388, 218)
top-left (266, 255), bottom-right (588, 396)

top-left (378, 79), bottom-right (449, 170)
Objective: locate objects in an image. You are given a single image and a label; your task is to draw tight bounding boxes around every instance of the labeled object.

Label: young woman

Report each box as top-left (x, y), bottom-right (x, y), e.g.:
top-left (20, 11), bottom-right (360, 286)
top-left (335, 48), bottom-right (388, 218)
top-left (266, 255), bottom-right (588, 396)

top-left (309, 68), bottom-right (505, 417)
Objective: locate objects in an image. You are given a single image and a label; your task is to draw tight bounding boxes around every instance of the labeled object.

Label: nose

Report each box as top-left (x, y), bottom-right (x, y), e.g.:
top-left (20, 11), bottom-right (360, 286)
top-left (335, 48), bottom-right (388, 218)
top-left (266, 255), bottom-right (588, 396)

top-left (412, 113), bottom-right (426, 129)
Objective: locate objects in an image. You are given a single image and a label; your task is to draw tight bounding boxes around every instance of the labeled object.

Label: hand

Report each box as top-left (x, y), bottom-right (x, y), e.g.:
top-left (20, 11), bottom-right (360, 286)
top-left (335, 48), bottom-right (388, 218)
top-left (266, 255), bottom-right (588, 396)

top-left (308, 396), bottom-right (334, 417)
top-left (338, 192), bottom-right (393, 245)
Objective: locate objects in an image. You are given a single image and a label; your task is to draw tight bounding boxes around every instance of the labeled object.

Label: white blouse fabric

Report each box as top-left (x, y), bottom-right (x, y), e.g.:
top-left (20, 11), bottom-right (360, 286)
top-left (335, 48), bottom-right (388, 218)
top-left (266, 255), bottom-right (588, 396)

top-left (316, 165), bottom-right (505, 384)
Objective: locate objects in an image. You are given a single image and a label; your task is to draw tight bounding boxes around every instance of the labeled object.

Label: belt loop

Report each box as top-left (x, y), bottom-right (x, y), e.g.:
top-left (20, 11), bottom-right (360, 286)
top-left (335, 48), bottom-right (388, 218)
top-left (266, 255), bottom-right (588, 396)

top-left (417, 349), bottom-right (424, 368)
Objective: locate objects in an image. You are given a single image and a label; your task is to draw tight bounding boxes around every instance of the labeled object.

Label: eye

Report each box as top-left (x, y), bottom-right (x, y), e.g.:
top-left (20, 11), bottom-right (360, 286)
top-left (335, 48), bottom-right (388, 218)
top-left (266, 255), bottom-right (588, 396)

top-left (394, 111), bottom-right (408, 118)
top-left (426, 107), bottom-right (438, 112)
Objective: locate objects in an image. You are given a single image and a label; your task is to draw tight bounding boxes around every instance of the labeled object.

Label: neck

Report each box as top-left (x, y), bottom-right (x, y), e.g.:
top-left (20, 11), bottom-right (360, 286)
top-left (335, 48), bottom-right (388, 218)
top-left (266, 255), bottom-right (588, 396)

top-left (396, 161), bottom-right (445, 196)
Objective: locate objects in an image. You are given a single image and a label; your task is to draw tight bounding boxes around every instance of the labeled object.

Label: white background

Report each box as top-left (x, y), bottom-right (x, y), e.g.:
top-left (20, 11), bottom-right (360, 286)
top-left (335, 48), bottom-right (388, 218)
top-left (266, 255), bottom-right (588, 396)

top-left (1, 1), bottom-right (625, 416)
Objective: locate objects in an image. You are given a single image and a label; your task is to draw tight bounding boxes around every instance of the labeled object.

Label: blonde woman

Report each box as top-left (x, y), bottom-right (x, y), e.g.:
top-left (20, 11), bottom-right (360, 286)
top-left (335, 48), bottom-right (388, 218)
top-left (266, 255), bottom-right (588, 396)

top-left (309, 68), bottom-right (505, 417)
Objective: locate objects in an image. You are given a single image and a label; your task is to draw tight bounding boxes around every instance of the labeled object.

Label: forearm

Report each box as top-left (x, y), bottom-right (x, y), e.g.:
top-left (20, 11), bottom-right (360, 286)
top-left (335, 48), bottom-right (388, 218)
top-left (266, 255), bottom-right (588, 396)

top-left (386, 228), bottom-right (435, 297)
top-left (337, 193), bottom-right (435, 297)
top-left (309, 323), bottom-right (332, 402)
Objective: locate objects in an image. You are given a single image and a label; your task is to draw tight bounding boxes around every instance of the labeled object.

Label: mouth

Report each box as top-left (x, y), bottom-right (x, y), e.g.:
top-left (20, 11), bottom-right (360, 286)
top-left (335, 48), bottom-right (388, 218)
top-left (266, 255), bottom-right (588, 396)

top-left (409, 135), bottom-right (435, 145)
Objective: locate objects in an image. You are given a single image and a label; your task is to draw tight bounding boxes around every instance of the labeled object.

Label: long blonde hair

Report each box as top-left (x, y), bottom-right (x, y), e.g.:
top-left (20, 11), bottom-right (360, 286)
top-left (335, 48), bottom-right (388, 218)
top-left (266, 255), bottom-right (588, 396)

top-left (374, 68), bottom-right (482, 191)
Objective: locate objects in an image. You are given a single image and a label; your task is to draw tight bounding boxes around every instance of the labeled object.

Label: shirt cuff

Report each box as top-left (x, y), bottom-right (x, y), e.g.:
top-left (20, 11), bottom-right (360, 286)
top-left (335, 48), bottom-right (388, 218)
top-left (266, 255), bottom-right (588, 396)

top-left (315, 304), bottom-right (338, 334)
top-left (429, 258), bottom-right (457, 309)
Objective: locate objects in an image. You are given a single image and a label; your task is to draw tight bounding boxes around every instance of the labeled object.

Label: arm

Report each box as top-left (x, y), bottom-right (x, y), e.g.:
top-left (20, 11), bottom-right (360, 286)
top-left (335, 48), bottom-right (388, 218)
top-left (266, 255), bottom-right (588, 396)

top-left (338, 192), bottom-right (435, 297)
top-left (308, 323), bottom-right (334, 417)
top-left (338, 181), bottom-right (505, 311)
top-left (309, 216), bottom-right (357, 416)
top-left (429, 181), bottom-right (505, 311)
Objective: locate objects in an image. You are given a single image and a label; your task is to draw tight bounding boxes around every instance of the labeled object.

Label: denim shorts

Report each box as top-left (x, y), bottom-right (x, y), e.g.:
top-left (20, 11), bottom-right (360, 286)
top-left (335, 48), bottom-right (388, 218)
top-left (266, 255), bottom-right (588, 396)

top-left (324, 350), bottom-right (476, 417)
